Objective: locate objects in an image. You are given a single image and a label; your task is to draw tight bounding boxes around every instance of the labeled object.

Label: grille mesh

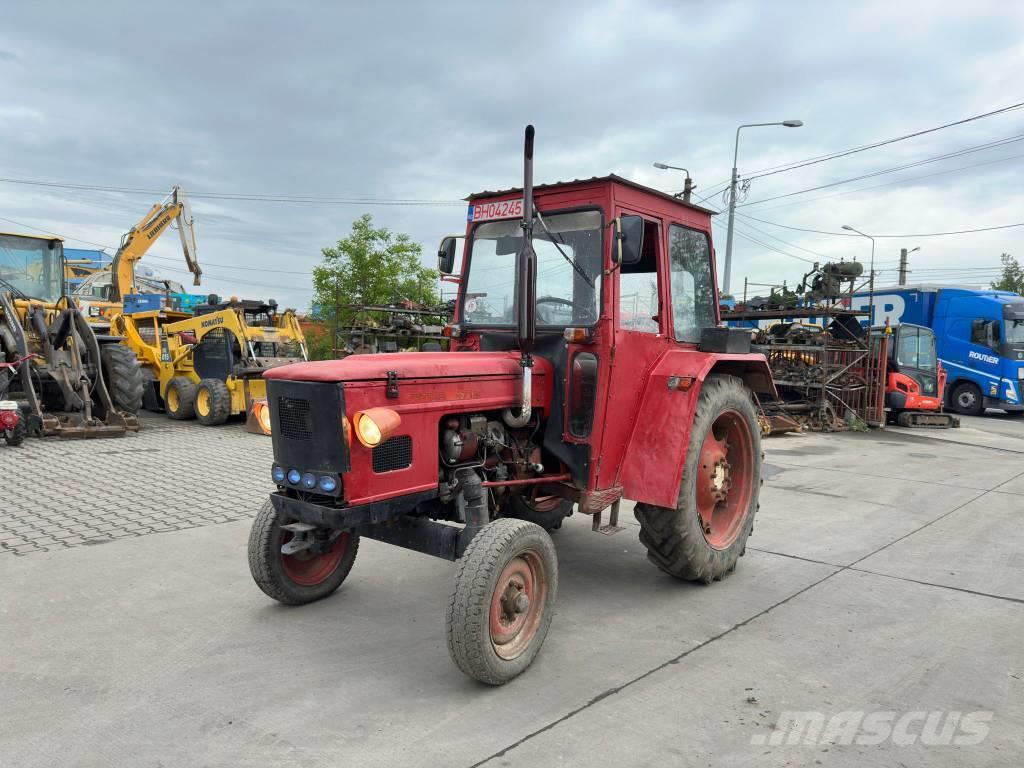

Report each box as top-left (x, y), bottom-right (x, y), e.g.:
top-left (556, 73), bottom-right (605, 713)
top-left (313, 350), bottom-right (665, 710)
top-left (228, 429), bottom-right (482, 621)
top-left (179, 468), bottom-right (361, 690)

top-left (372, 435), bottom-right (412, 473)
top-left (277, 397), bottom-right (313, 441)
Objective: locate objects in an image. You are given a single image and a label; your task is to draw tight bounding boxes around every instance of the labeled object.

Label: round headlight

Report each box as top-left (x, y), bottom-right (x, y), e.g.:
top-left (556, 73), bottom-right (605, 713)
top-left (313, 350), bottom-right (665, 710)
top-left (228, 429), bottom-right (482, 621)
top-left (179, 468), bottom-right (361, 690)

top-left (255, 402), bottom-right (273, 435)
top-left (301, 472), bottom-right (317, 489)
top-left (353, 407), bottom-right (401, 448)
top-left (287, 469), bottom-right (302, 485)
top-left (318, 475), bottom-right (338, 493)
top-left (272, 465), bottom-right (286, 483)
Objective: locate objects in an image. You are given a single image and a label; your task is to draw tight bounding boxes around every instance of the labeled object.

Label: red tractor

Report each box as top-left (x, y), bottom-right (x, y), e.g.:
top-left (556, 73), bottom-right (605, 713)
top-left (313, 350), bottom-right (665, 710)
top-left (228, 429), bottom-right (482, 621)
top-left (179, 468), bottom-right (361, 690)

top-left (247, 127), bottom-right (775, 684)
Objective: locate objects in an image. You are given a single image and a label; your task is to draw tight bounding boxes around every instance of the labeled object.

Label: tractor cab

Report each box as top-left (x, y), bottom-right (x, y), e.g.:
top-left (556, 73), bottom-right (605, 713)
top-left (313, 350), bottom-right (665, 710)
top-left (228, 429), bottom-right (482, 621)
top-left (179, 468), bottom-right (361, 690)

top-left (0, 233), bottom-right (65, 303)
top-left (251, 127), bottom-right (774, 685)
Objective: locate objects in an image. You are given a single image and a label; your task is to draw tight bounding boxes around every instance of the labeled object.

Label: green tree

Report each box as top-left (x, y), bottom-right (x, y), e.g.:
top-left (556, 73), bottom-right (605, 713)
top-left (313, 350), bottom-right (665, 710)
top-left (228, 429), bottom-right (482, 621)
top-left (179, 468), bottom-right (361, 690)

top-left (311, 214), bottom-right (439, 358)
top-left (991, 253), bottom-right (1024, 294)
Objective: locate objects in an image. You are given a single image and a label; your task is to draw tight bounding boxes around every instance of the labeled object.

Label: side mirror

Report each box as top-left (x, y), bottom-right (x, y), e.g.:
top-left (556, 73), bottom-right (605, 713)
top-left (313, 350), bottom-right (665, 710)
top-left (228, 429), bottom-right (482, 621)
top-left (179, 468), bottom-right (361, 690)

top-left (437, 237), bottom-right (459, 275)
top-left (614, 215), bottom-right (645, 266)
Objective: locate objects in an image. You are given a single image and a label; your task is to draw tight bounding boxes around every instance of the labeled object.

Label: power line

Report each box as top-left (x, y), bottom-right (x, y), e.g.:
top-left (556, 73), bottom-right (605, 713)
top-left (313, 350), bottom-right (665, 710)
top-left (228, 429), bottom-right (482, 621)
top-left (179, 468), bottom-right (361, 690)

top-left (740, 133), bottom-right (1024, 208)
top-left (748, 150), bottom-right (1024, 213)
top-left (0, 176), bottom-right (465, 206)
top-left (743, 101), bottom-right (1024, 180)
top-left (732, 213), bottom-right (1024, 239)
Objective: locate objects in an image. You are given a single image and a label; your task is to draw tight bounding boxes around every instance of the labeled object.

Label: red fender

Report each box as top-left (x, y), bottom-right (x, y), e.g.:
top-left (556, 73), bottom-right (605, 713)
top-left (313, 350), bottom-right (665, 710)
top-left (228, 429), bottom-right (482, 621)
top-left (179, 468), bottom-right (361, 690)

top-left (616, 351), bottom-right (775, 508)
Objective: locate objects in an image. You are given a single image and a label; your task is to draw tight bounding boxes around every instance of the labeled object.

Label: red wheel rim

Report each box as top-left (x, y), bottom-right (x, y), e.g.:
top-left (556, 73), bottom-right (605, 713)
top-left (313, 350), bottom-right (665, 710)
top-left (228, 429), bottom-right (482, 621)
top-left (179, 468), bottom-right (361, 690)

top-left (696, 409), bottom-right (754, 550)
top-left (489, 550), bottom-right (547, 660)
top-left (528, 485), bottom-right (562, 513)
top-left (281, 529), bottom-right (349, 586)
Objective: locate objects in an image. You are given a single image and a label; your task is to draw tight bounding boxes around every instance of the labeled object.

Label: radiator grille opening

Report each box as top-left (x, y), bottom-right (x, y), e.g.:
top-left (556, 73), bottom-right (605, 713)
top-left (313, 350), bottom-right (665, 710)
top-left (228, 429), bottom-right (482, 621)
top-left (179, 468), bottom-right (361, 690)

top-left (372, 435), bottom-right (412, 473)
top-left (278, 397), bottom-right (313, 441)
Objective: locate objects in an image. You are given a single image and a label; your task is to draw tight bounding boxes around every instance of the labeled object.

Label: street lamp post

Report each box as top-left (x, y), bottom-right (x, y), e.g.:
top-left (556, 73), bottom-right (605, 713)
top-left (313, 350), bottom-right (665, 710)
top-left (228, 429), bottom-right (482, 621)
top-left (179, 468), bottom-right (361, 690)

top-left (722, 119), bottom-right (803, 295)
top-left (653, 162), bottom-right (694, 203)
top-left (898, 246), bottom-right (920, 286)
top-left (842, 224), bottom-right (876, 326)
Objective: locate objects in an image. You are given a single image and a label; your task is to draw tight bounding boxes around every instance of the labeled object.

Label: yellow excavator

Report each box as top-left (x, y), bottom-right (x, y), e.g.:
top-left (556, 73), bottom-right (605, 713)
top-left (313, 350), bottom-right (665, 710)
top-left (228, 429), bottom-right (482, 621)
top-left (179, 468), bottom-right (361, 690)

top-left (75, 186), bottom-right (201, 321)
top-left (112, 295), bottom-right (307, 431)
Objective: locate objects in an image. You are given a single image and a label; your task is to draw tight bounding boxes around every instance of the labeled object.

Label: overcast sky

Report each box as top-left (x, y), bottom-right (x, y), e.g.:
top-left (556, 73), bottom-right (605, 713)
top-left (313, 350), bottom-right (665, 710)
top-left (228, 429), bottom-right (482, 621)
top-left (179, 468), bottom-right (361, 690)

top-left (3, 1), bottom-right (1023, 309)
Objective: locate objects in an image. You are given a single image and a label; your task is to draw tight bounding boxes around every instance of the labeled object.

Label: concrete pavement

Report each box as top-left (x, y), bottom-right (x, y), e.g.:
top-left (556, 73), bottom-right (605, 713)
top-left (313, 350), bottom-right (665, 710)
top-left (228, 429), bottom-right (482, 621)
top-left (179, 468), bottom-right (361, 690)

top-left (1, 415), bottom-right (1022, 767)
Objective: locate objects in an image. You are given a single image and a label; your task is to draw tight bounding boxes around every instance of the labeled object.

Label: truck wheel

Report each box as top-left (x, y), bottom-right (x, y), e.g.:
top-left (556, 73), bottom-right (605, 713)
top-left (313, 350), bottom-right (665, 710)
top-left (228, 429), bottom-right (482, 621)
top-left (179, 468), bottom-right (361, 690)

top-left (165, 377), bottom-right (198, 420)
top-left (950, 382), bottom-right (983, 416)
top-left (4, 418), bottom-right (26, 446)
top-left (506, 490), bottom-right (574, 531)
top-left (446, 518), bottom-right (558, 685)
top-left (195, 379), bottom-right (231, 426)
top-left (100, 344), bottom-right (144, 414)
top-left (248, 499), bottom-right (359, 605)
top-left (634, 375), bottom-right (761, 583)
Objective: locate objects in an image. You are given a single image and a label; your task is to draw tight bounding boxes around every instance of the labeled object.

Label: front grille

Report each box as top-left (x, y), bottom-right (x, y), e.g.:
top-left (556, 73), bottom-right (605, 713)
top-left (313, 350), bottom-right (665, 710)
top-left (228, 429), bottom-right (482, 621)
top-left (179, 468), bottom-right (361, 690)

top-left (277, 397), bottom-right (313, 441)
top-left (372, 435), bottom-right (412, 473)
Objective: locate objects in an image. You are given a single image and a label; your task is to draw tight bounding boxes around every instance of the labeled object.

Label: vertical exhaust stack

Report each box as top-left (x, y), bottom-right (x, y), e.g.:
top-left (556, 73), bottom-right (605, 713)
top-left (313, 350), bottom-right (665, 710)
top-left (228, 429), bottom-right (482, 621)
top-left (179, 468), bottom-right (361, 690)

top-left (504, 125), bottom-right (537, 429)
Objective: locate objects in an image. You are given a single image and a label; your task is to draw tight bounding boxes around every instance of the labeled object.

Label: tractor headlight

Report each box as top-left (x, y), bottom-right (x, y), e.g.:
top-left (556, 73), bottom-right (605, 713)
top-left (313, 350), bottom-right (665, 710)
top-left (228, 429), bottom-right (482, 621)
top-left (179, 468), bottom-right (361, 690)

top-left (301, 472), bottom-right (317, 489)
top-left (287, 469), bottom-right (302, 485)
top-left (272, 465), bottom-right (286, 483)
top-left (353, 407), bottom-right (401, 447)
top-left (252, 401), bottom-right (273, 435)
top-left (318, 475), bottom-right (338, 493)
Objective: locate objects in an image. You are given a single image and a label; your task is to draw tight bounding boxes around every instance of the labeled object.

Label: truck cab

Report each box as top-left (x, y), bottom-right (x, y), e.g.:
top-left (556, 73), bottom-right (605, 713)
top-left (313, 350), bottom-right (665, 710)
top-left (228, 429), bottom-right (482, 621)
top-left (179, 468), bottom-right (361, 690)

top-left (854, 286), bottom-right (1024, 416)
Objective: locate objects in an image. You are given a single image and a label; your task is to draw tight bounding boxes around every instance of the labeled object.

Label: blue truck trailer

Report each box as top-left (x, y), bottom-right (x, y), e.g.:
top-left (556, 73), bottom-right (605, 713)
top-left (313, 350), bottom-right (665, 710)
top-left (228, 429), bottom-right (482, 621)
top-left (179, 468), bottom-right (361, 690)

top-left (850, 285), bottom-right (1024, 416)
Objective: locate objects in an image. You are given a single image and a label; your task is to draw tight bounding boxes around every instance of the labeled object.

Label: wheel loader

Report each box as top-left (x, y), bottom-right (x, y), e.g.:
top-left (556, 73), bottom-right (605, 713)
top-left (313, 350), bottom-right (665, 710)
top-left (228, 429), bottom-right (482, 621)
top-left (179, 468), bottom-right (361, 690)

top-left (0, 233), bottom-right (143, 437)
top-left (247, 126), bottom-right (775, 684)
top-left (111, 296), bottom-right (307, 430)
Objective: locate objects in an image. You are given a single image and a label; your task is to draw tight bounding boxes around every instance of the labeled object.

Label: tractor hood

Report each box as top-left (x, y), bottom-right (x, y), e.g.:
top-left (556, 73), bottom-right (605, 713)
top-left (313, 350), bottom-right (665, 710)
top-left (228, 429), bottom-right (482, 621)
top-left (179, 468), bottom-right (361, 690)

top-left (264, 351), bottom-right (551, 384)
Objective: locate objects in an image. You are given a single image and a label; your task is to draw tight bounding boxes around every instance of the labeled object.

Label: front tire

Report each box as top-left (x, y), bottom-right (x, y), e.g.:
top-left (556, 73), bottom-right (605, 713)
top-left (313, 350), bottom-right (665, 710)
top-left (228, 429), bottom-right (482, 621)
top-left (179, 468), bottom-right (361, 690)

top-left (634, 374), bottom-right (761, 583)
top-left (446, 518), bottom-right (557, 685)
top-left (195, 379), bottom-right (231, 426)
top-left (100, 344), bottom-right (144, 414)
top-left (165, 377), bottom-right (198, 420)
top-left (950, 381), bottom-right (983, 416)
top-left (248, 500), bottom-right (359, 605)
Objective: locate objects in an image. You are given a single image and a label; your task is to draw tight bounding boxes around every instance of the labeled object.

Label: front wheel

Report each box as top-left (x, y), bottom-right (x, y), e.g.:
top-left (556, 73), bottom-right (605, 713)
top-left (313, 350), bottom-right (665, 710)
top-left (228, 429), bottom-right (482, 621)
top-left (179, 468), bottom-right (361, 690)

top-left (635, 374), bottom-right (761, 583)
top-left (195, 378), bottom-right (231, 426)
top-left (446, 518), bottom-right (558, 685)
top-left (950, 382), bottom-right (984, 416)
top-left (248, 500), bottom-right (359, 605)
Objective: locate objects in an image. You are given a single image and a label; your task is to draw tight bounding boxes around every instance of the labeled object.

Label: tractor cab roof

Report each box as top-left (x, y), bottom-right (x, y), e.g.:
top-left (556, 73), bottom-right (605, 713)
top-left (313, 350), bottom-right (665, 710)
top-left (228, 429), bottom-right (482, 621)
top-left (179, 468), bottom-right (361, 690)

top-left (194, 298), bottom-right (279, 317)
top-left (466, 174), bottom-right (717, 218)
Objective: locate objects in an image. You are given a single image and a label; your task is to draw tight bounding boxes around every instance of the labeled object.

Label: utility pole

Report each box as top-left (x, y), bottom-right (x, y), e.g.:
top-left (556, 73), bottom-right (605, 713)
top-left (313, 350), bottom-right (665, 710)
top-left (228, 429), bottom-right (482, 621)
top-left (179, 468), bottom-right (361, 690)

top-left (898, 246), bottom-right (919, 286)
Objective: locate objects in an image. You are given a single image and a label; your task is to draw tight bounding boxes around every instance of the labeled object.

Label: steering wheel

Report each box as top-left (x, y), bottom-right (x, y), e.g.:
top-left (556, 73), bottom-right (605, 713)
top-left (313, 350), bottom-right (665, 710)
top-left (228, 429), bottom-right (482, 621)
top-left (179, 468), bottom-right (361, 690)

top-left (536, 295), bottom-right (592, 324)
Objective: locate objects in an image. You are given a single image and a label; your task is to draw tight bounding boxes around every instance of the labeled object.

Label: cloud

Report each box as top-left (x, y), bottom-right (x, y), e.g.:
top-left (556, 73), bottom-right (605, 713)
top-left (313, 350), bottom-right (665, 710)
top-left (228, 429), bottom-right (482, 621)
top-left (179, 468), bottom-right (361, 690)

top-left (0, 0), bottom-right (1022, 307)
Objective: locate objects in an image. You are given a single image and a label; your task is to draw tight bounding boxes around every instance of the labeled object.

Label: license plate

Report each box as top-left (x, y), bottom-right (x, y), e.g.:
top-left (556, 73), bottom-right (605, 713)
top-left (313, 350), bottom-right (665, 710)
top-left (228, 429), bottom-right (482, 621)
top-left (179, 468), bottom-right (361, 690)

top-left (467, 198), bottom-right (524, 222)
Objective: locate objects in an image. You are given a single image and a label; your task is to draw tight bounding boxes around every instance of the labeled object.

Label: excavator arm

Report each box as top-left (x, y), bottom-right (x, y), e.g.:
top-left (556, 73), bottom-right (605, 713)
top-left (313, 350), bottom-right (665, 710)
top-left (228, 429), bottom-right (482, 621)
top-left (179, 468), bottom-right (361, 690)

top-left (109, 186), bottom-right (201, 302)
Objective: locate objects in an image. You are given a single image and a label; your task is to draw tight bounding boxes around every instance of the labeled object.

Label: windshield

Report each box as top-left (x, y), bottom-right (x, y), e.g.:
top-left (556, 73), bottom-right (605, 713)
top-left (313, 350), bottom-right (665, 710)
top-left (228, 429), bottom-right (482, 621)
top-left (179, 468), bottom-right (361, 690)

top-left (1004, 306), bottom-right (1024, 344)
top-left (0, 234), bottom-right (63, 302)
top-left (462, 210), bottom-right (602, 327)
top-left (896, 325), bottom-right (936, 370)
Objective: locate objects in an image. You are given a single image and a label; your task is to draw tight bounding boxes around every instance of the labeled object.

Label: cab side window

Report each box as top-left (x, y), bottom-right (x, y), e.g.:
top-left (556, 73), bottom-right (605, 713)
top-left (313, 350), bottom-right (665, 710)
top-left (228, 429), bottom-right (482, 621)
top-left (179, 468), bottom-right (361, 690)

top-left (618, 219), bottom-right (661, 334)
top-left (668, 225), bottom-right (716, 343)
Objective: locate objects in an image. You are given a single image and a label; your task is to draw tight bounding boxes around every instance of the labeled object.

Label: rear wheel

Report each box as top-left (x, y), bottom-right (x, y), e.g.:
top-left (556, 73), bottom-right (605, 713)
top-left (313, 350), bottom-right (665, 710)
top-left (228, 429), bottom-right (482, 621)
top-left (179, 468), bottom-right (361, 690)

top-left (446, 518), bottom-right (557, 685)
top-left (165, 377), bottom-right (198, 420)
top-left (950, 381), bottom-right (983, 416)
top-left (248, 499), bottom-right (359, 605)
top-left (634, 375), bottom-right (761, 583)
top-left (195, 379), bottom-right (231, 425)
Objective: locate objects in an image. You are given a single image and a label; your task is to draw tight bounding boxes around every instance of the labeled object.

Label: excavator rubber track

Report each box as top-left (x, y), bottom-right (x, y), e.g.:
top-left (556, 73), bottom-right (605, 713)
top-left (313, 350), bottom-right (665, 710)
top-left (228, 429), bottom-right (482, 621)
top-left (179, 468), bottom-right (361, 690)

top-left (896, 411), bottom-right (960, 429)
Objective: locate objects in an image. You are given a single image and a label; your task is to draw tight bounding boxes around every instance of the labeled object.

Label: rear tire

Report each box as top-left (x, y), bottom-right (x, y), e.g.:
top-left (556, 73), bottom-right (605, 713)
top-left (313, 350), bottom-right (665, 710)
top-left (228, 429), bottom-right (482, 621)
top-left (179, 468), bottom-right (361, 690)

top-left (248, 499), bottom-right (359, 605)
top-left (165, 377), bottom-right (198, 420)
top-left (634, 375), bottom-right (761, 583)
top-left (950, 381), bottom-right (983, 416)
top-left (446, 518), bottom-right (557, 685)
top-left (195, 379), bottom-right (231, 426)
top-left (100, 344), bottom-right (144, 414)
